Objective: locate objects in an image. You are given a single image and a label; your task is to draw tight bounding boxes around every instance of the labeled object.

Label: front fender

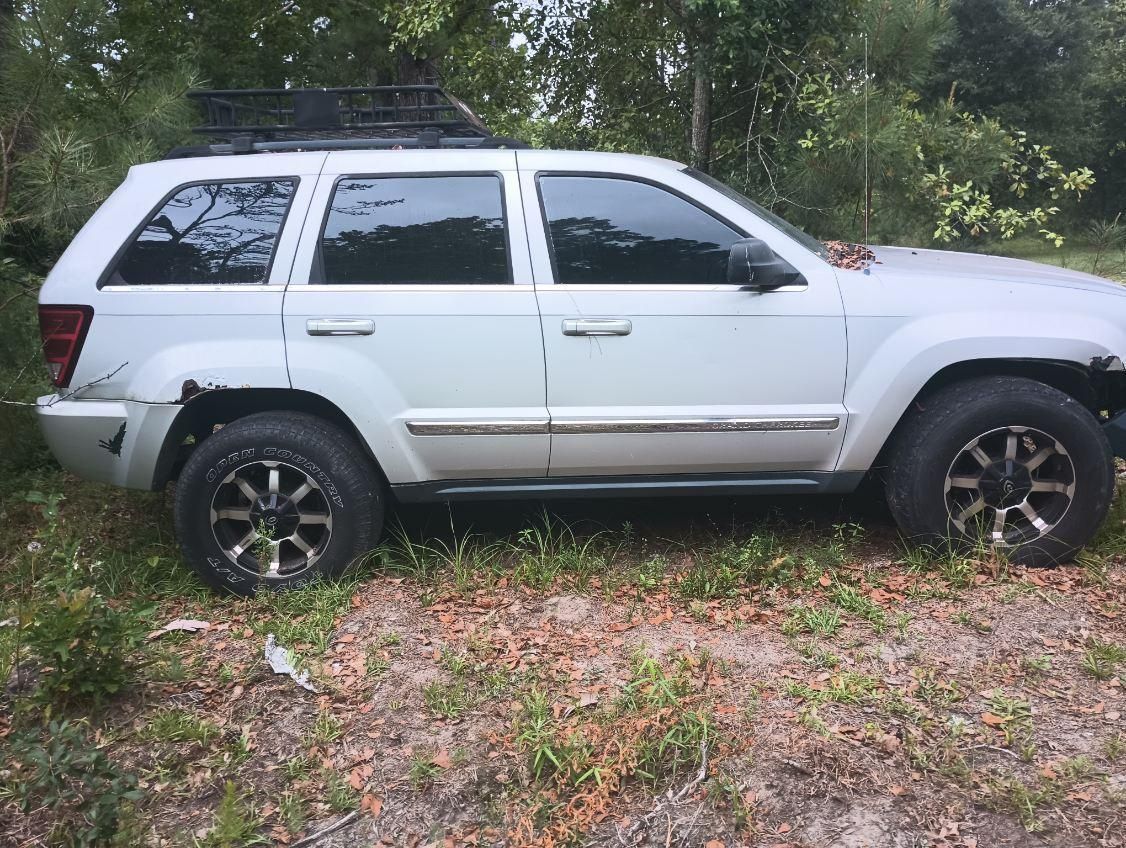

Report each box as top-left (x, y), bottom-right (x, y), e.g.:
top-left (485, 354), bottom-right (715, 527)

top-left (836, 310), bottom-right (1126, 471)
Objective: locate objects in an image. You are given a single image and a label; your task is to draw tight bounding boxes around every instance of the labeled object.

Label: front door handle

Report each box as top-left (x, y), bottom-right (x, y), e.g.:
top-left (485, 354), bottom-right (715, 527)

top-left (306, 318), bottom-right (375, 336)
top-left (561, 318), bottom-right (633, 337)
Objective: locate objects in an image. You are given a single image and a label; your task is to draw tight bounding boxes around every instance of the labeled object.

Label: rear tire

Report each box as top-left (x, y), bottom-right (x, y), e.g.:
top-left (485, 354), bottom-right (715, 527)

top-left (173, 412), bottom-right (383, 595)
top-left (885, 376), bottom-right (1113, 566)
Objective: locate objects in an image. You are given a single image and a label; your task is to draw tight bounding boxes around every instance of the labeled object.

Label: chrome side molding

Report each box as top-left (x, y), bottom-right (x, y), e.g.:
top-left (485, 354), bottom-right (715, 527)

top-left (405, 416), bottom-right (840, 436)
top-left (550, 417), bottom-right (840, 434)
top-left (405, 420), bottom-right (551, 436)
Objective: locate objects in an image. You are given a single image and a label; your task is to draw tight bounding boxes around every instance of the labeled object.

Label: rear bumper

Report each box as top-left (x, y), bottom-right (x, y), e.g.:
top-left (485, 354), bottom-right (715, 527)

top-left (36, 396), bottom-right (180, 490)
top-left (1104, 409), bottom-right (1126, 458)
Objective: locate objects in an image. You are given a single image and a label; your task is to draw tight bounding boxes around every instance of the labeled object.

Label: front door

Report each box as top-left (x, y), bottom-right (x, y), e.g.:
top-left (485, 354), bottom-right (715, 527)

top-left (283, 151), bottom-right (549, 486)
top-left (518, 154), bottom-right (848, 478)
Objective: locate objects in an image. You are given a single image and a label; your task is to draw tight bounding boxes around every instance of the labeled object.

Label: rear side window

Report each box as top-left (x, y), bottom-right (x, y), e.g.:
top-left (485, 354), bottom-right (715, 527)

top-left (538, 175), bottom-right (740, 285)
top-left (318, 175), bottom-right (509, 284)
top-left (110, 180), bottom-right (296, 285)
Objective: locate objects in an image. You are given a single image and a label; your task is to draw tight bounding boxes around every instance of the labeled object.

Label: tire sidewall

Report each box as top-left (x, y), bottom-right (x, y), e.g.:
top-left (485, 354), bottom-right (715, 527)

top-left (175, 418), bottom-right (380, 594)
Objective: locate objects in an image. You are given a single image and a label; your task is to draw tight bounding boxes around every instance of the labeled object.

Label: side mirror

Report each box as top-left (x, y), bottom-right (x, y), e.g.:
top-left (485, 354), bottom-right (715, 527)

top-left (726, 237), bottom-right (803, 290)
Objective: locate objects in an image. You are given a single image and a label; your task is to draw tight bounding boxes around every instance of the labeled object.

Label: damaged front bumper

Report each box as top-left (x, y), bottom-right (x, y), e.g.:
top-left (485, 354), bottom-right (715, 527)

top-left (36, 395), bottom-right (181, 489)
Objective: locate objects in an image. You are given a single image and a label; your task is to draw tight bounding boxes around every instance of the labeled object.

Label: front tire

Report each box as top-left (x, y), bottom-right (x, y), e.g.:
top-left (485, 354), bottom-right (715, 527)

top-left (173, 412), bottom-right (383, 595)
top-left (885, 376), bottom-right (1114, 566)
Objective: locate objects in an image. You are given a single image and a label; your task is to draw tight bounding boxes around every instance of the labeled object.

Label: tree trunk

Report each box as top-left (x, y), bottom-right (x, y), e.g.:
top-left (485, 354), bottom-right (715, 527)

top-left (397, 53), bottom-right (440, 87)
top-left (690, 59), bottom-right (711, 172)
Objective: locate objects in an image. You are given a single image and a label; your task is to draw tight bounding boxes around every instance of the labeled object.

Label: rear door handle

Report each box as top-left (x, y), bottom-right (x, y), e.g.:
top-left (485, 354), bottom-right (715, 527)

top-left (561, 318), bottom-right (633, 337)
top-left (306, 318), bottom-right (375, 336)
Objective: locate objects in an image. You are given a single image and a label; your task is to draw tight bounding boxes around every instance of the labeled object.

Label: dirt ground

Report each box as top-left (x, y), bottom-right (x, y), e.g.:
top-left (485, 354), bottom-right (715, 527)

top-left (3, 487), bottom-right (1125, 847)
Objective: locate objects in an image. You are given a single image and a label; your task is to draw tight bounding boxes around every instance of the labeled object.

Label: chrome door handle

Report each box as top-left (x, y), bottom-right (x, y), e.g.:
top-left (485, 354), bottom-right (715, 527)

top-left (562, 318), bottom-right (633, 337)
top-left (306, 318), bottom-right (375, 336)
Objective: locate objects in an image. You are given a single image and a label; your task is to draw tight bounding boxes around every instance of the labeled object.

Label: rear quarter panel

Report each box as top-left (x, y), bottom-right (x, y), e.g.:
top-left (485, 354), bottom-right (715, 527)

top-left (39, 154), bottom-right (326, 403)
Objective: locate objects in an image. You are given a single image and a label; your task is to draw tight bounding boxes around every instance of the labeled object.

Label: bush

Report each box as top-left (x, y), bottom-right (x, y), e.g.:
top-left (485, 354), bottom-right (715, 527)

top-left (7, 719), bottom-right (141, 847)
top-left (25, 587), bottom-right (149, 708)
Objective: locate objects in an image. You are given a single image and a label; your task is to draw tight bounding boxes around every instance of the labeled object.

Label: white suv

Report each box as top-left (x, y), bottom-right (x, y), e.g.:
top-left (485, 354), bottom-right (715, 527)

top-left (34, 87), bottom-right (1126, 594)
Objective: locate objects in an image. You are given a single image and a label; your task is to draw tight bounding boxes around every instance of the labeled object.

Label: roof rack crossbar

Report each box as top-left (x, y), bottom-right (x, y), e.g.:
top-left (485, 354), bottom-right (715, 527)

top-left (193, 118), bottom-right (476, 135)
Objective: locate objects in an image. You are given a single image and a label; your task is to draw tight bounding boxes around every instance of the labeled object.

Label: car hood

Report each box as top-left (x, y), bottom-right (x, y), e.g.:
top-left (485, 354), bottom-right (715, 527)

top-left (868, 245), bottom-right (1126, 298)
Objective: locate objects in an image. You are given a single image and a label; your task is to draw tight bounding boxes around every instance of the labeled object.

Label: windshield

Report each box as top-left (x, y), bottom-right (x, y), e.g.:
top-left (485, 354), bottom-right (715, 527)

top-left (681, 168), bottom-right (826, 259)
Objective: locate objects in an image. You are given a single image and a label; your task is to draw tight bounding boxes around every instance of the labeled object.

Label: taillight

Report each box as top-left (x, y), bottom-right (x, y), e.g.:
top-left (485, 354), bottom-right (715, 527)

top-left (38, 305), bottom-right (93, 388)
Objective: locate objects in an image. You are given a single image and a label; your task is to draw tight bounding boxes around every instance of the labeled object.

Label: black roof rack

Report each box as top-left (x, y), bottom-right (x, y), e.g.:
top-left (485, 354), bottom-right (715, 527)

top-left (165, 86), bottom-right (529, 159)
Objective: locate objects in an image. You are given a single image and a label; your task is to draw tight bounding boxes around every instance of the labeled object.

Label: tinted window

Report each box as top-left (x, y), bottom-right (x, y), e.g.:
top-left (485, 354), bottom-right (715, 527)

top-left (539, 176), bottom-right (741, 285)
top-left (319, 175), bottom-right (509, 284)
top-left (113, 180), bottom-right (295, 285)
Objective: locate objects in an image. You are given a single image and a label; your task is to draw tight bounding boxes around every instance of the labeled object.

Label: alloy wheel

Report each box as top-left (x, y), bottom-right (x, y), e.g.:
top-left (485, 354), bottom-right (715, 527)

top-left (209, 460), bottom-right (333, 578)
top-left (944, 425), bottom-right (1075, 547)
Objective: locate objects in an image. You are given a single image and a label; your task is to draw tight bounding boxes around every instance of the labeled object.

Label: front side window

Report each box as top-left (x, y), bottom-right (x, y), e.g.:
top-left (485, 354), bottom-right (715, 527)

top-left (318, 175), bottom-right (509, 284)
top-left (112, 180), bottom-right (295, 285)
top-left (538, 175), bottom-right (742, 285)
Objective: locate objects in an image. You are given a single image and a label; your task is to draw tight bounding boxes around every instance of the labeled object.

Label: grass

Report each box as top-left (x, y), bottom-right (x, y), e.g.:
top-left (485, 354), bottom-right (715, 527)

top-left (984, 690), bottom-right (1035, 755)
top-left (1080, 637), bottom-right (1126, 681)
top-left (409, 752), bottom-right (442, 787)
top-left (783, 671), bottom-right (881, 705)
top-left (829, 582), bottom-right (888, 631)
top-left (307, 709), bottom-right (344, 745)
top-left (197, 781), bottom-right (266, 847)
top-left (248, 579), bottom-right (361, 653)
top-left (144, 709), bottom-right (221, 746)
top-left (997, 235), bottom-right (1126, 282)
top-left (423, 680), bottom-right (476, 719)
top-left (782, 604), bottom-right (842, 636)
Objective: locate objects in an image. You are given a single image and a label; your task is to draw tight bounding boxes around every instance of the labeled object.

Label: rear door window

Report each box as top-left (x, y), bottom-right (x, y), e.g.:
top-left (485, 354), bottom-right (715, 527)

top-left (317, 175), bottom-right (509, 284)
top-left (110, 180), bottom-right (296, 285)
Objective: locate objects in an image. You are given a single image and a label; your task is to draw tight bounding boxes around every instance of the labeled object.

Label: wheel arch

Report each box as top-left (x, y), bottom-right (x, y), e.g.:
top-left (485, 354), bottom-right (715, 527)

top-left (869, 357), bottom-right (1125, 470)
top-left (152, 388), bottom-right (386, 489)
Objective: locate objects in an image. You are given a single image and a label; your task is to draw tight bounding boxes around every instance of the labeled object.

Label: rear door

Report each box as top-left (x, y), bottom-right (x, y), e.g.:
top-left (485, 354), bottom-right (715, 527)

top-left (518, 151), bottom-right (848, 478)
top-left (283, 150), bottom-right (548, 486)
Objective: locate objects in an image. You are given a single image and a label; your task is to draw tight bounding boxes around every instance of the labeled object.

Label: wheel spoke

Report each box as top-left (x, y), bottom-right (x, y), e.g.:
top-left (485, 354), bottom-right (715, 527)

top-left (970, 445), bottom-right (993, 468)
top-left (216, 508), bottom-right (252, 522)
top-left (1024, 447), bottom-right (1056, 472)
top-left (1029, 479), bottom-right (1071, 494)
top-left (268, 467), bottom-right (281, 495)
top-left (948, 475), bottom-right (981, 490)
top-left (991, 506), bottom-right (1008, 541)
top-left (234, 477), bottom-right (259, 502)
top-left (289, 480), bottom-right (313, 504)
top-left (1017, 500), bottom-right (1050, 533)
top-left (230, 528), bottom-right (257, 558)
top-left (1005, 432), bottom-right (1018, 461)
top-left (957, 496), bottom-right (986, 523)
top-left (268, 543), bottom-right (281, 575)
top-left (290, 533), bottom-right (314, 555)
top-left (299, 511), bottom-right (330, 526)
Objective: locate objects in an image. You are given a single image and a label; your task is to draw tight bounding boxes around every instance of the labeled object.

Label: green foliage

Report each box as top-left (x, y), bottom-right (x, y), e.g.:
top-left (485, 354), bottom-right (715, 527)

top-left (0, 0), bottom-right (199, 254)
top-left (7, 720), bottom-right (141, 848)
top-left (24, 586), bottom-right (150, 708)
top-left (197, 781), bottom-right (266, 847)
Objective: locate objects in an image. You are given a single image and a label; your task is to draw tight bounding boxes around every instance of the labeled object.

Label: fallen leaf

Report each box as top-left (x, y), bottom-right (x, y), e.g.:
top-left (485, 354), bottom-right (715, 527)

top-left (981, 712), bottom-right (1008, 727)
top-left (361, 794), bottom-right (383, 817)
top-left (432, 750), bottom-right (452, 769)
